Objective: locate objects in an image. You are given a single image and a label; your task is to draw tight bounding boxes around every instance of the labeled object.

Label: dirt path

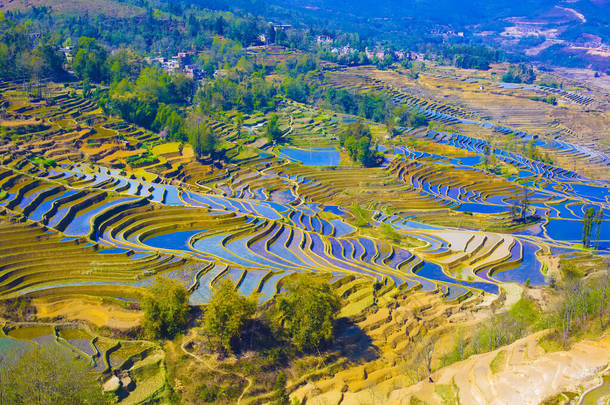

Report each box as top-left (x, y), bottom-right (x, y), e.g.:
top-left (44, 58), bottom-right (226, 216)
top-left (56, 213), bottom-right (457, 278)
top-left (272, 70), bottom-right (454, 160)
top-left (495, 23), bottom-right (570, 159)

top-left (180, 333), bottom-right (253, 405)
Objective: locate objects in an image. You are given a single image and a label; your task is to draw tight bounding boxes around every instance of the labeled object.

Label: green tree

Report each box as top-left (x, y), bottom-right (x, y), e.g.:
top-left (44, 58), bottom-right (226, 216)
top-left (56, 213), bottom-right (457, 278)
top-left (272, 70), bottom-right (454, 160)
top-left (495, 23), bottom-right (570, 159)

top-left (508, 297), bottom-right (540, 327)
top-left (340, 120), bottom-right (379, 166)
top-left (272, 275), bottom-right (340, 352)
top-left (235, 112), bottom-right (244, 138)
top-left (0, 344), bottom-right (107, 404)
top-left (502, 63), bottom-right (536, 84)
top-left (202, 279), bottom-right (257, 354)
top-left (152, 103), bottom-right (186, 141)
top-left (107, 49), bottom-right (142, 83)
top-left (142, 277), bottom-right (190, 339)
top-left (593, 208), bottom-right (604, 250)
top-left (39, 44), bottom-right (65, 77)
top-left (583, 207), bottom-right (604, 249)
top-left (187, 120), bottom-right (217, 158)
top-left (282, 76), bottom-right (308, 103)
top-left (266, 114), bottom-right (284, 143)
top-left (135, 67), bottom-right (172, 103)
top-left (72, 37), bottom-right (108, 83)
top-left (393, 105), bottom-right (428, 128)
top-left (511, 188), bottom-right (532, 223)
top-left (171, 73), bottom-right (195, 103)
top-left (582, 207), bottom-right (596, 248)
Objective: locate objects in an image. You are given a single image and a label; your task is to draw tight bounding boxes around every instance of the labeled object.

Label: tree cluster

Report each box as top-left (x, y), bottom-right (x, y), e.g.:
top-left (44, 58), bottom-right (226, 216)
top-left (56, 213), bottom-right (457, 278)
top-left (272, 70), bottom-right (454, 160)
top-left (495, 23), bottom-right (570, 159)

top-left (324, 88), bottom-right (391, 123)
top-left (202, 278), bottom-right (257, 354)
top-left (142, 277), bottom-right (190, 339)
top-left (101, 65), bottom-right (194, 141)
top-left (502, 63), bottom-right (536, 84)
top-left (393, 105), bottom-right (429, 128)
top-left (582, 207), bottom-right (604, 249)
top-left (197, 75), bottom-right (277, 114)
top-left (442, 44), bottom-right (502, 70)
top-left (200, 274), bottom-right (341, 356)
top-left (0, 16), bottom-right (65, 81)
top-left (266, 114), bottom-right (284, 143)
top-left (270, 276), bottom-right (341, 352)
top-left (339, 120), bottom-right (380, 167)
top-left (187, 120), bottom-right (217, 159)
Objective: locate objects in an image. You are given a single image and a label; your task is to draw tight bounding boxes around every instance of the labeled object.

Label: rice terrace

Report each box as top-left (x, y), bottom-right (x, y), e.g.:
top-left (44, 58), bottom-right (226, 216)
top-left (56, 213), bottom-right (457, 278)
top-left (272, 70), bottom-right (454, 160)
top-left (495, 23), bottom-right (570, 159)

top-left (0, 1), bottom-right (609, 404)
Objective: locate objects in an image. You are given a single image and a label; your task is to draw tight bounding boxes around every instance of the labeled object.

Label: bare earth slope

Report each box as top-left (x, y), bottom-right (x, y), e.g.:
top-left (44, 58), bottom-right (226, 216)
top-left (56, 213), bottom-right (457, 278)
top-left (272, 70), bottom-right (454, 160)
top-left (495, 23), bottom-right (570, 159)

top-left (301, 333), bottom-right (610, 404)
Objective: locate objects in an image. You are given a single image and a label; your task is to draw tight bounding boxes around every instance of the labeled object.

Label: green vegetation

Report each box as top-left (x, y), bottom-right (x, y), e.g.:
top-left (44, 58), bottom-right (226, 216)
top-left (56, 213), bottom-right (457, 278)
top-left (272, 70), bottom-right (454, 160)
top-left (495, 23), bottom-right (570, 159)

top-left (434, 382), bottom-right (460, 404)
top-left (324, 88), bottom-right (391, 123)
top-left (126, 152), bottom-right (159, 168)
top-left (441, 297), bottom-right (541, 366)
top-left (73, 37), bottom-right (109, 83)
top-left (0, 18), bottom-right (65, 81)
top-left (502, 63), bottom-right (536, 84)
top-left (443, 273), bottom-right (610, 369)
top-left (489, 350), bottom-right (506, 374)
top-left (340, 120), bottom-right (379, 166)
top-left (529, 95), bottom-right (557, 105)
top-left (537, 81), bottom-right (560, 89)
top-left (266, 114), bottom-right (284, 143)
top-left (352, 202), bottom-right (371, 227)
top-left (198, 74), bottom-right (277, 115)
top-left (523, 138), bottom-right (554, 164)
top-left (31, 156), bottom-right (57, 168)
top-left (393, 105), bottom-right (429, 128)
top-left (142, 277), bottom-right (190, 339)
top-left (582, 207), bottom-right (604, 249)
top-left (0, 344), bottom-right (107, 404)
top-left (271, 274), bottom-right (341, 352)
top-left (442, 44), bottom-right (501, 70)
top-left (106, 66), bottom-right (193, 130)
top-left (202, 279), bottom-right (257, 354)
top-left (548, 277), bottom-right (609, 348)
top-left (187, 121), bottom-right (217, 159)
top-left (270, 373), bottom-right (291, 405)
top-left (0, 1), bottom-right (608, 404)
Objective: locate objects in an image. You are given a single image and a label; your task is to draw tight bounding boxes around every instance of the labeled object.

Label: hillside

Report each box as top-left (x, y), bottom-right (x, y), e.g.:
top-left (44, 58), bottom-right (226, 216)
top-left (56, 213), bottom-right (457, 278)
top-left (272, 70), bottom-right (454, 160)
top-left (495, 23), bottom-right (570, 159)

top-left (0, 0), bottom-right (144, 17)
top-left (234, 0), bottom-right (610, 69)
top-left (0, 1), bottom-right (608, 404)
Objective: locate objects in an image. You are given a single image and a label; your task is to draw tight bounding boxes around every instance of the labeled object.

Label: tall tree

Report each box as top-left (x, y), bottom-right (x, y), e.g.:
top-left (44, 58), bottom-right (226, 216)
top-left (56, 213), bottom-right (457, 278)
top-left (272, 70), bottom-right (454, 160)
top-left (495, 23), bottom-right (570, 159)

top-left (72, 37), bottom-right (108, 83)
top-left (202, 279), bottom-right (257, 355)
top-left (593, 208), bottom-right (604, 250)
top-left (142, 277), bottom-right (190, 339)
top-left (340, 120), bottom-right (379, 166)
top-left (187, 120), bottom-right (216, 158)
top-left (266, 114), bottom-right (284, 143)
top-left (271, 274), bottom-right (340, 352)
top-left (582, 207), bottom-right (596, 248)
